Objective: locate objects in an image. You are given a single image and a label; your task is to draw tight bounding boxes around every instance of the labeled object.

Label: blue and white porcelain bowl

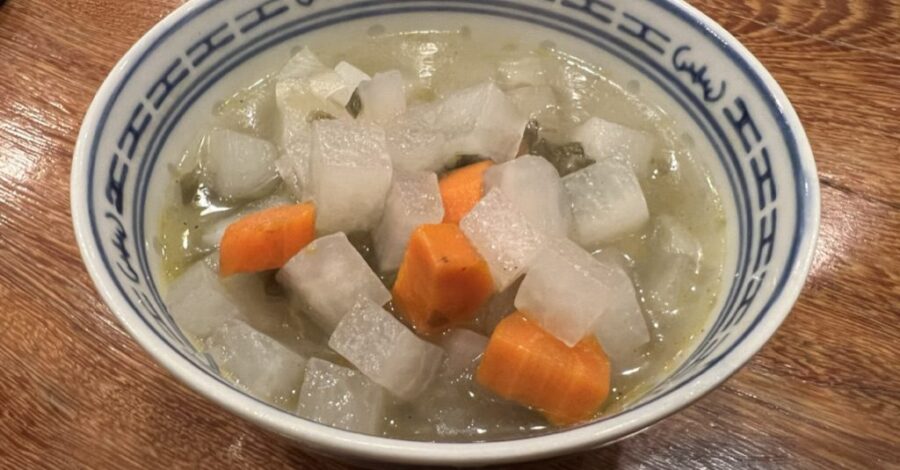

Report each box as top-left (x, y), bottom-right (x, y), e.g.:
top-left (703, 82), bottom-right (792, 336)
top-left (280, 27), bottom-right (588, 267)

top-left (71, 0), bottom-right (819, 466)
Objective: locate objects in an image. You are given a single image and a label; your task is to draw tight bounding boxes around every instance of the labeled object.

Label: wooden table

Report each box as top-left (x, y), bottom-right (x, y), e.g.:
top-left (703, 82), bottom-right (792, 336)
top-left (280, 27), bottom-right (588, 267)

top-left (2, 1), bottom-right (898, 468)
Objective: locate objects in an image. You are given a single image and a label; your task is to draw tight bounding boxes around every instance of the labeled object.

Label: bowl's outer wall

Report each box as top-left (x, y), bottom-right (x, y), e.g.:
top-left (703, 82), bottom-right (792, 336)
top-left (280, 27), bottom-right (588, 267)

top-left (71, 0), bottom-right (818, 465)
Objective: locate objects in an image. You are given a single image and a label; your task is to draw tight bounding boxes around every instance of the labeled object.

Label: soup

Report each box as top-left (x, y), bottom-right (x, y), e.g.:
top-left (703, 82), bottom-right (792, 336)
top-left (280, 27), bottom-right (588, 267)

top-left (158, 29), bottom-right (725, 442)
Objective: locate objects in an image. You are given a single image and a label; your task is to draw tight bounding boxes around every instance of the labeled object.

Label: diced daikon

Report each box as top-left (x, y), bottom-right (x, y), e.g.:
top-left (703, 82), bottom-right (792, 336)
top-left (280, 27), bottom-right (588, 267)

top-left (328, 298), bottom-right (444, 401)
top-left (275, 48), bottom-right (349, 129)
top-left (410, 373), bottom-right (541, 440)
top-left (372, 171), bottom-right (445, 272)
top-left (641, 216), bottom-right (703, 310)
top-left (202, 128), bottom-right (278, 201)
top-left (483, 155), bottom-right (570, 238)
top-left (570, 117), bottom-right (657, 177)
top-left (434, 82), bottom-right (528, 163)
top-left (384, 104), bottom-right (450, 173)
top-left (332, 61), bottom-right (371, 106)
top-left (358, 70), bottom-right (407, 125)
top-left (166, 260), bottom-right (242, 339)
top-left (563, 159), bottom-right (649, 248)
top-left (460, 188), bottom-right (548, 290)
top-left (309, 119), bottom-right (393, 233)
top-left (205, 320), bottom-right (307, 406)
top-left (440, 329), bottom-right (489, 379)
top-left (278, 47), bottom-right (329, 82)
top-left (296, 358), bottom-right (387, 434)
top-left (515, 239), bottom-right (649, 353)
top-left (277, 232), bottom-right (391, 333)
top-left (275, 125), bottom-right (312, 201)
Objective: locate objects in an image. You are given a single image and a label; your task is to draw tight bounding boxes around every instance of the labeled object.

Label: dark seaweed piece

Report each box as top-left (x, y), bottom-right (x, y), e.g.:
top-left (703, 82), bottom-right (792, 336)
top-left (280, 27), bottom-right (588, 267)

top-left (518, 119), bottom-right (542, 157)
top-left (530, 139), bottom-right (594, 176)
top-left (307, 110), bottom-right (336, 123)
top-left (179, 169), bottom-right (202, 205)
top-left (345, 89), bottom-right (363, 118)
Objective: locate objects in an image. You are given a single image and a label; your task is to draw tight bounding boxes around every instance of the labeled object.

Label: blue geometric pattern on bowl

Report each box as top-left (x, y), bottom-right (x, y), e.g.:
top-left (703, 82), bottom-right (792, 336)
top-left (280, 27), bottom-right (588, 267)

top-left (80, 0), bottom-right (813, 434)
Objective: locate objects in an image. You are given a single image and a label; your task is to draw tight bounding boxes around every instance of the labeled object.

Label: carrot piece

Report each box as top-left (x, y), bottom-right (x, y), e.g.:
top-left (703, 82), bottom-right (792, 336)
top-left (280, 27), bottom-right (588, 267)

top-left (219, 203), bottom-right (316, 277)
top-left (392, 224), bottom-right (494, 335)
top-left (476, 312), bottom-right (611, 425)
top-left (439, 161), bottom-right (493, 224)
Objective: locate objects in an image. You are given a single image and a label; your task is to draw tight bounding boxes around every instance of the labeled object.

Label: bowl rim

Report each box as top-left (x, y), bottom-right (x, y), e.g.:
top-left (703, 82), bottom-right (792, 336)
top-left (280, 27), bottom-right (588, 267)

top-left (71, 0), bottom-right (820, 465)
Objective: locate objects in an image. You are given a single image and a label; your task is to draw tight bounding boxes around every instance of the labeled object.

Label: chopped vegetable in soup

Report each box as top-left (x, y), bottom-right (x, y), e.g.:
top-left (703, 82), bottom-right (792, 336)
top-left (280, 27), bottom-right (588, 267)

top-left (158, 30), bottom-right (725, 442)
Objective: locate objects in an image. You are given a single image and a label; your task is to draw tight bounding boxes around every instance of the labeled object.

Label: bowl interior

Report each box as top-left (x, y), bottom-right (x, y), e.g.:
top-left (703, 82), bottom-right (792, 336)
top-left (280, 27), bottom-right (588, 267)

top-left (73, 0), bottom-right (817, 465)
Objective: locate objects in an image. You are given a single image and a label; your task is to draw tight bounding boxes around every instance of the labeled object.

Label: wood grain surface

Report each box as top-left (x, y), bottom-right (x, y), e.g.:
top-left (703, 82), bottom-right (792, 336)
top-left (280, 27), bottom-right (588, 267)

top-left (1, 1), bottom-right (898, 468)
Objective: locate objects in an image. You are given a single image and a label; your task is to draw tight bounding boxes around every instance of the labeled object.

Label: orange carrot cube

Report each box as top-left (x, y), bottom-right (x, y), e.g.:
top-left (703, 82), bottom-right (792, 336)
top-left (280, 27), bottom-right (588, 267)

top-left (219, 203), bottom-right (316, 277)
top-left (392, 224), bottom-right (494, 335)
top-left (476, 312), bottom-right (611, 425)
top-left (439, 161), bottom-right (493, 224)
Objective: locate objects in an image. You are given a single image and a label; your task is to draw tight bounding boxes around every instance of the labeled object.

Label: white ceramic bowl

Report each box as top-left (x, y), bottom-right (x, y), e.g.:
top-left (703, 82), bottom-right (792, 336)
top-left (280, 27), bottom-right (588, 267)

top-left (71, 0), bottom-right (819, 466)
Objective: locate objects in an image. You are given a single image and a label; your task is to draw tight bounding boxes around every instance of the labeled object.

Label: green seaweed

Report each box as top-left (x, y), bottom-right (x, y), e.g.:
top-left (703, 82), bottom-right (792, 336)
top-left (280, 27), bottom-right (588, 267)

top-left (345, 89), bottom-right (363, 118)
top-left (529, 138), bottom-right (594, 176)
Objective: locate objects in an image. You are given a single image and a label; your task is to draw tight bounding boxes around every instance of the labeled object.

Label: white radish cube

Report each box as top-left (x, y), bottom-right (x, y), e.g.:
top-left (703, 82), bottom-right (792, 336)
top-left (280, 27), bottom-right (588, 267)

top-left (278, 102), bottom-right (309, 149)
top-left (358, 70), bottom-right (407, 125)
top-left (571, 117), bottom-right (657, 177)
top-left (276, 79), bottom-right (348, 122)
top-left (410, 375), bottom-right (542, 439)
top-left (372, 171), bottom-right (445, 272)
top-left (654, 215), bottom-right (703, 266)
top-left (278, 47), bottom-right (329, 82)
top-left (588, 250), bottom-right (651, 370)
top-left (384, 104), bottom-right (450, 173)
top-left (332, 61), bottom-right (371, 106)
top-left (334, 61), bottom-right (371, 88)
top-left (308, 69), bottom-right (349, 104)
top-left (563, 159), bottom-right (649, 248)
top-left (483, 155), bottom-right (570, 238)
top-left (166, 260), bottom-right (242, 339)
top-left (434, 82), bottom-right (528, 163)
top-left (328, 298), bottom-right (444, 401)
top-left (309, 119), bottom-right (393, 233)
top-left (440, 329), bottom-right (489, 379)
top-left (641, 257), bottom-right (694, 312)
top-left (204, 320), bottom-right (307, 406)
top-left (275, 125), bottom-right (312, 201)
top-left (460, 188), bottom-right (548, 290)
top-left (279, 52), bottom-right (368, 108)
top-left (507, 85), bottom-right (560, 130)
top-left (276, 47), bottom-right (349, 120)
top-left (497, 57), bottom-right (548, 88)
top-left (213, 78), bottom-right (276, 137)
top-left (515, 239), bottom-right (649, 352)
top-left (641, 216), bottom-right (703, 310)
top-left (202, 128), bottom-right (278, 201)
top-left (168, 257), bottom-right (295, 339)
top-left (296, 358), bottom-right (387, 434)
top-left (277, 233), bottom-right (391, 333)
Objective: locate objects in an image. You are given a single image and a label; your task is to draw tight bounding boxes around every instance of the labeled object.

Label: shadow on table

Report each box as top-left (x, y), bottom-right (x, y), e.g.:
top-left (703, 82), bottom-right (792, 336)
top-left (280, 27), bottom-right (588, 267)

top-left (283, 442), bottom-right (623, 470)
